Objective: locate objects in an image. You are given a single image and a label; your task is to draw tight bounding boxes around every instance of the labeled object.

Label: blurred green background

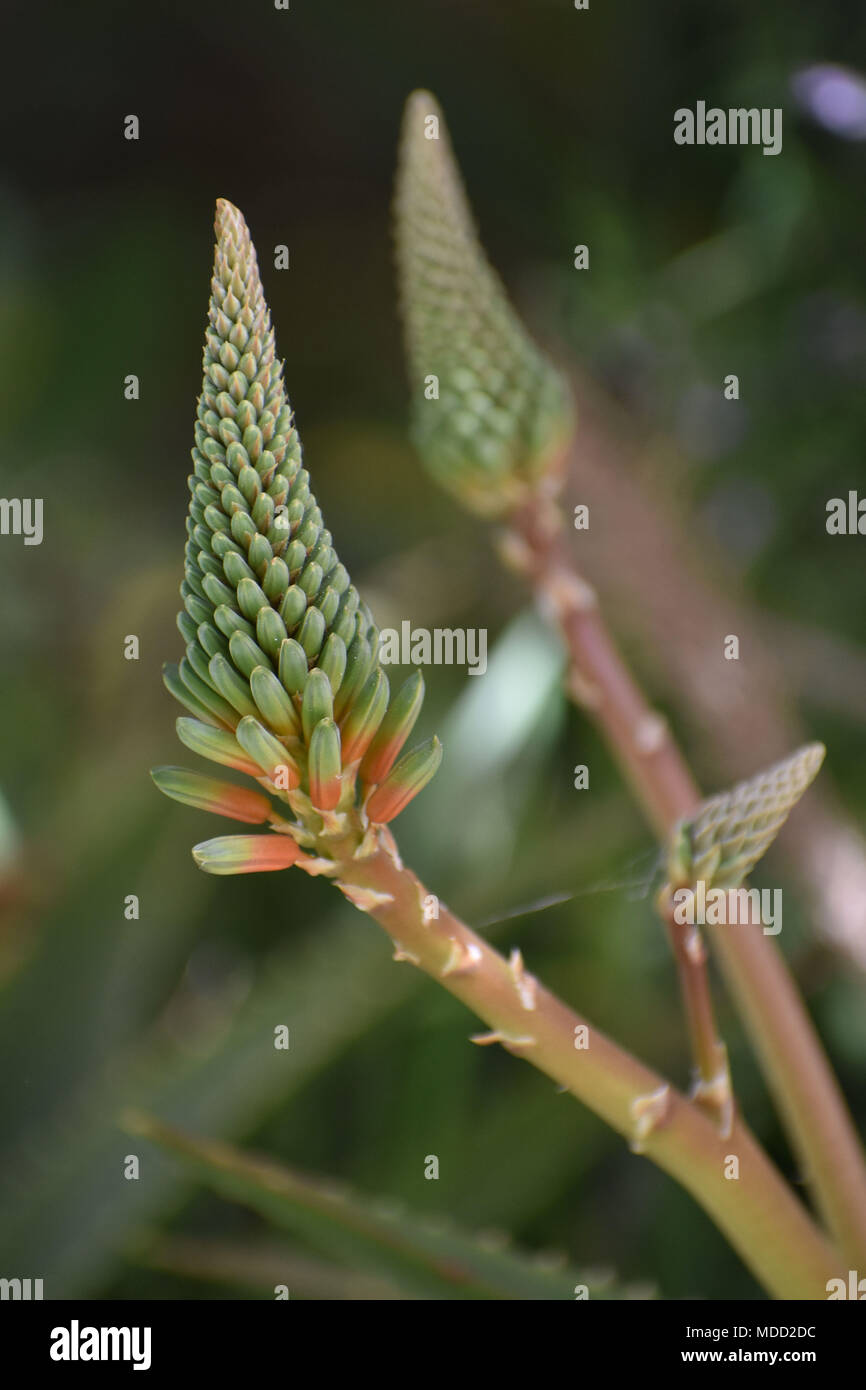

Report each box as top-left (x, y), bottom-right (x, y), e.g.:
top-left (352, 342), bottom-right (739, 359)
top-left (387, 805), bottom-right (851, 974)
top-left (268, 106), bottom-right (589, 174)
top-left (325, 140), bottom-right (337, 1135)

top-left (1, 0), bottom-right (864, 1299)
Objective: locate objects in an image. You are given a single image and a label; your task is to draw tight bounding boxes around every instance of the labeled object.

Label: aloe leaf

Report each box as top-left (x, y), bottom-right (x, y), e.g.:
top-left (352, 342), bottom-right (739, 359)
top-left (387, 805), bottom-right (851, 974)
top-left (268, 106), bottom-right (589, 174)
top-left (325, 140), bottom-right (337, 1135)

top-left (125, 1112), bottom-right (650, 1301)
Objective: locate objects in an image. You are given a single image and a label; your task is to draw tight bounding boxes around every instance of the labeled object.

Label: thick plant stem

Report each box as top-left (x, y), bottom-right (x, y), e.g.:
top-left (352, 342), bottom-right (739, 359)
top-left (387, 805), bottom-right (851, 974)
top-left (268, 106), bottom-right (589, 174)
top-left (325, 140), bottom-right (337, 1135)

top-left (503, 487), bottom-right (700, 838)
top-left (712, 890), bottom-right (866, 1272)
top-left (502, 484), bottom-right (866, 1268)
top-left (332, 836), bottom-right (836, 1299)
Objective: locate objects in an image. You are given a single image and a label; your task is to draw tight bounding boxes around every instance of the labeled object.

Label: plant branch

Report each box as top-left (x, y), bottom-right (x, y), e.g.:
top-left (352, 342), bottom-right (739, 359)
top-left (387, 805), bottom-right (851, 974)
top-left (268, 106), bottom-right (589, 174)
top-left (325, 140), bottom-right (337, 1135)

top-left (711, 889), bottom-right (866, 1271)
top-left (556, 369), bottom-right (866, 970)
top-left (502, 487), bottom-right (729, 1121)
top-left (658, 889), bottom-right (733, 1135)
top-left (501, 481), bottom-right (866, 1268)
top-left (329, 833), bottom-right (837, 1300)
top-left (502, 486), bottom-right (700, 837)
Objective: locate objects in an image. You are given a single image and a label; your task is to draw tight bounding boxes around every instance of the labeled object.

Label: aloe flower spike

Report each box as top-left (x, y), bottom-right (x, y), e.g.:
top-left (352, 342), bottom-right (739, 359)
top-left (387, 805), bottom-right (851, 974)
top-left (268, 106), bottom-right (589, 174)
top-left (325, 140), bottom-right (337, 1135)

top-left (154, 199), bottom-right (441, 873)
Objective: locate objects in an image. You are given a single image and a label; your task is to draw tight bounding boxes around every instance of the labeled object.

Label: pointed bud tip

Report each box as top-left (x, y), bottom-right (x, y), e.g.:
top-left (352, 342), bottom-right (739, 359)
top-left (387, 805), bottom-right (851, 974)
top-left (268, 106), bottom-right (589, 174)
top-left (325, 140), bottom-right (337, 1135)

top-left (802, 742), bottom-right (826, 775)
top-left (215, 197), bottom-right (244, 230)
top-left (404, 88), bottom-right (442, 122)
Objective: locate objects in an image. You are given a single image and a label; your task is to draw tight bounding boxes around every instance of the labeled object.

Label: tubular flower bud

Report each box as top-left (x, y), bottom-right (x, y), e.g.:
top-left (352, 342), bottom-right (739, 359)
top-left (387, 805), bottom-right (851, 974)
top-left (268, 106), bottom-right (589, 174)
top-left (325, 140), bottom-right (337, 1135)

top-left (192, 834), bottom-right (305, 876)
top-left (308, 719), bottom-right (343, 812)
top-left (150, 767), bottom-right (274, 825)
top-left (366, 737), bottom-right (444, 825)
top-left (360, 671), bottom-right (425, 787)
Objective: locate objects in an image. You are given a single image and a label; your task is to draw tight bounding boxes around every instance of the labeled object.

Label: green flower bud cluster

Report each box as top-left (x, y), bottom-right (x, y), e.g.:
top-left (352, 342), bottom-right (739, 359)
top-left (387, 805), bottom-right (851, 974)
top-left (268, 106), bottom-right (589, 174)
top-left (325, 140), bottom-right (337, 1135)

top-left (667, 744), bottom-right (826, 890)
top-left (155, 200), bottom-right (441, 874)
top-left (394, 90), bottom-right (573, 516)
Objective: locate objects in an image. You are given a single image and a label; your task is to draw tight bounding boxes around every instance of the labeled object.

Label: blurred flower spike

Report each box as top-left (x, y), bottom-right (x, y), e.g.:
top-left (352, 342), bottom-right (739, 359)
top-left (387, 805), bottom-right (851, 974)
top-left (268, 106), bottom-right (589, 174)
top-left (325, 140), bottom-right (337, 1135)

top-left (394, 90), bottom-right (573, 517)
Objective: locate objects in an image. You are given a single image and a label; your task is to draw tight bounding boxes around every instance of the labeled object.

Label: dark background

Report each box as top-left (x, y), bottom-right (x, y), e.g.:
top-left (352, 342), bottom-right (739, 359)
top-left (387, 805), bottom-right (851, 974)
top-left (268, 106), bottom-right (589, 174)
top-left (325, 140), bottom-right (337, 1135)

top-left (0, 0), bottom-right (864, 1299)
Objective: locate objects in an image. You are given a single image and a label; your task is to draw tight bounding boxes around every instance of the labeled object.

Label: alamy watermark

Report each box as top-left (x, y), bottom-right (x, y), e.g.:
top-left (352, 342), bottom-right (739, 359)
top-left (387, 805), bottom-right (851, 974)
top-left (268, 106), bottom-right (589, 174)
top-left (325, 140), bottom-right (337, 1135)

top-left (826, 491), bottom-right (866, 534)
top-left (376, 620), bottom-right (487, 675)
top-left (0, 1276), bottom-right (43, 1299)
top-left (674, 102), bottom-right (783, 156)
top-left (827, 1270), bottom-right (866, 1299)
top-left (673, 882), bottom-right (783, 936)
top-left (0, 498), bottom-right (43, 545)
top-left (50, 1321), bottom-right (152, 1371)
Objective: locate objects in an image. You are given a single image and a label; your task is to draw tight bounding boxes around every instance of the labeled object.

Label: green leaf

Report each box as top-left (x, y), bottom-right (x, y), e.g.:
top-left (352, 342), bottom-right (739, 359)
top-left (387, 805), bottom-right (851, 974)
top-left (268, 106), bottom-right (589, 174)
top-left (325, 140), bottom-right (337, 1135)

top-left (124, 1113), bottom-right (647, 1301)
top-left (0, 912), bottom-right (420, 1296)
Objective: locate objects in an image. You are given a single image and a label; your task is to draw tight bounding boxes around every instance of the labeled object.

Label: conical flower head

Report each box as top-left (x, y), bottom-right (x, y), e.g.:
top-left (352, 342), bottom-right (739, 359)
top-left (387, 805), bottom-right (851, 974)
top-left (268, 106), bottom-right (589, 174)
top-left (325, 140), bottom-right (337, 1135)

top-left (667, 743), bottom-right (826, 890)
top-left (394, 90), bottom-right (573, 517)
top-left (158, 200), bottom-right (441, 873)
